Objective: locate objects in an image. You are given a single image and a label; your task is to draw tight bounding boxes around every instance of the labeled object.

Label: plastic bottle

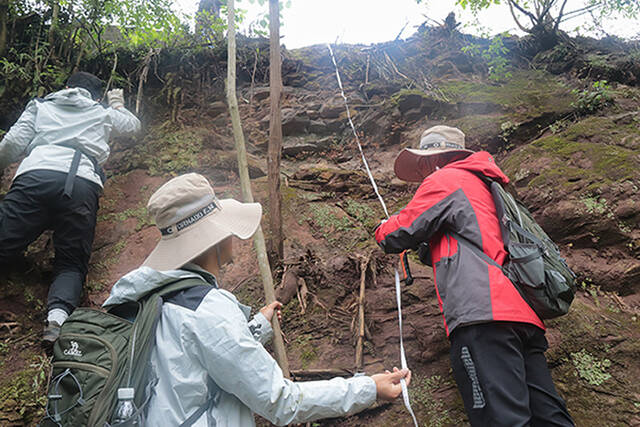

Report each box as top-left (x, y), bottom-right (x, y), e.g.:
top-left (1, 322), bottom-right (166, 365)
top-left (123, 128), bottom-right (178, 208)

top-left (112, 387), bottom-right (138, 425)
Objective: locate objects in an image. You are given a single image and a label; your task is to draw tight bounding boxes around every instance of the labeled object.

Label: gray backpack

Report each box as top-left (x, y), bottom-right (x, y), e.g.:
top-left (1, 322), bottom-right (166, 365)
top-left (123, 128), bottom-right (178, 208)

top-left (454, 177), bottom-right (576, 319)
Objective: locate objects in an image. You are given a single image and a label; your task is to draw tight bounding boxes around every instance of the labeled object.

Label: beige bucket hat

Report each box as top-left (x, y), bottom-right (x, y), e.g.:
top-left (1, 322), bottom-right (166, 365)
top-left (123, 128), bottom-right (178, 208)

top-left (394, 125), bottom-right (474, 182)
top-left (142, 173), bottom-right (262, 271)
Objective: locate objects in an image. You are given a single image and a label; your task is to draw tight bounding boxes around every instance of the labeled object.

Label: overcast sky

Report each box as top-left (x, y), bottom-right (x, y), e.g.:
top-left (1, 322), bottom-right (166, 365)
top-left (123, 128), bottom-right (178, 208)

top-left (176, 0), bottom-right (638, 48)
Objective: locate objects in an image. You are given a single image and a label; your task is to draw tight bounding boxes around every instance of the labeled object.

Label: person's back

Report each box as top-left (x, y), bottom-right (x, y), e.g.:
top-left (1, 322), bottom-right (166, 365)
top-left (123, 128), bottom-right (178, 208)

top-left (0, 71), bottom-right (141, 347)
top-left (10, 86), bottom-right (139, 186)
top-left (375, 126), bottom-right (573, 426)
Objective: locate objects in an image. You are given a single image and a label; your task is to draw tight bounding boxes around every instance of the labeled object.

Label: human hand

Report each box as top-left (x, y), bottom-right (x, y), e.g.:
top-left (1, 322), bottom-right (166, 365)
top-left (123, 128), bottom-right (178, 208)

top-left (371, 367), bottom-right (411, 401)
top-left (260, 301), bottom-right (283, 323)
top-left (107, 88), bottom-right (125, 109)
top-left (373, 219), bottom-right (387, 235)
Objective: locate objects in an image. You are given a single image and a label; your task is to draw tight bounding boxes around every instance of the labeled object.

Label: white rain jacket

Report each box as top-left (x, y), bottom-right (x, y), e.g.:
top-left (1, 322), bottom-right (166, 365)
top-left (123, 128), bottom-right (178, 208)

top-left (103, 265), bottom-right (377, 426)
top-left (0, 87), bottom-right (140, 187)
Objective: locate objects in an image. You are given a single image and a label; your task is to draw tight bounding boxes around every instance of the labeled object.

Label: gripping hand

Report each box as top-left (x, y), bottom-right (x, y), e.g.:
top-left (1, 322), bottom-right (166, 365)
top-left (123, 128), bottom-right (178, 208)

top-left (107, 89), bottom-right (125, 109)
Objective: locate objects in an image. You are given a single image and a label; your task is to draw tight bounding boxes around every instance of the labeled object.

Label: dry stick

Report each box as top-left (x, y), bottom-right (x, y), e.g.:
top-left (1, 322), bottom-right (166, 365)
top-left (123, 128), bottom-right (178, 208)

top-left (103, 51), bottom-right (118, 100)
top-left (355, 256), bottom-right (369, 371)
top-left (291, 368), bottom-right (354, 379)
top-left (136, 47), bottom-right (154, 116)
top-left (227, 0), bottom-right (290, 378)
top-left (249, 48), bottom-right (258, 106)
top-left (268, 0), bottom-right (284, 261)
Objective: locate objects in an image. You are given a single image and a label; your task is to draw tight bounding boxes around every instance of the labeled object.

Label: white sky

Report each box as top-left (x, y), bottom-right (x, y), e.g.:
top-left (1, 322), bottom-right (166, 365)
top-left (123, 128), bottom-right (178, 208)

top-left (176, 0), bottom-right (639, 48)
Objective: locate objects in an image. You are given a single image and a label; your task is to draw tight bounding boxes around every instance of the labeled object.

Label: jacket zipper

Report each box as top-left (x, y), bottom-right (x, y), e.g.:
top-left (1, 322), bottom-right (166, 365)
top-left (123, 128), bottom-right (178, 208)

top-left (60, 333), bottom-right (119, 426)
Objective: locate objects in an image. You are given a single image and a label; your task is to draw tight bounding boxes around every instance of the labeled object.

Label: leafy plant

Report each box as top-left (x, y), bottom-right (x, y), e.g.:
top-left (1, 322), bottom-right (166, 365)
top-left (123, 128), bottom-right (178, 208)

top-left (462, 33), bottom-right (513, 82)
top-left (571, 80), bottom-right (613, 114)
top-left (571, 349), bottom-right (612, 386)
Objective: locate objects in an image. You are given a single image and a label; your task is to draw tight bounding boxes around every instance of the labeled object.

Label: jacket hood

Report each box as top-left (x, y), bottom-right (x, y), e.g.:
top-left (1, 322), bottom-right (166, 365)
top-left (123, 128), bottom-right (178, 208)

top-left (443, 151), bottom-right (510, 185)
top-left (102, 266), bottom-right (211, 308)
top-left (45, 87), bottom-right (98, 108)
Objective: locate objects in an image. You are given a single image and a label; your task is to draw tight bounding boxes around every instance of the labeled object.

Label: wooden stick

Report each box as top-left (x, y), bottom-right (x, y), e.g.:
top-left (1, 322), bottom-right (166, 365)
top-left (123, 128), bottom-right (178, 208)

top-left (227, 0), bottom-right (290, 378)
top-left (355, 256), bottom-right (369, 371)
top-left (267, 0), bottom-right (284, 261)
top-left (291, 368), bottom-right (354, 379)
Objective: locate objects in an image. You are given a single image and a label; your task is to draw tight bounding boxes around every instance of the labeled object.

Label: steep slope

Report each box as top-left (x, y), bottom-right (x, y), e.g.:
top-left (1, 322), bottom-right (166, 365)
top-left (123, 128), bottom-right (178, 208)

top-left (1, 28), bottom-right (639, 426)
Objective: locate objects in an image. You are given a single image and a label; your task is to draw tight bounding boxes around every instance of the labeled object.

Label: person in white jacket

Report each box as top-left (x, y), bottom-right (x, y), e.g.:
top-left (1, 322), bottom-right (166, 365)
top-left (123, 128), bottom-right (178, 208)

top-left (0, 72), bottom-right (141, 346)
top-left (103, 173), bottom-right (411, 426)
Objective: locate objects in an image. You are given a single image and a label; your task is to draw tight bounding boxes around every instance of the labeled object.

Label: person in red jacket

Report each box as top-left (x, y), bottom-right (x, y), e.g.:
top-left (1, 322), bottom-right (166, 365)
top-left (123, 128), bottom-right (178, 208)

top-left (375, 125), bottom-right (573, 426)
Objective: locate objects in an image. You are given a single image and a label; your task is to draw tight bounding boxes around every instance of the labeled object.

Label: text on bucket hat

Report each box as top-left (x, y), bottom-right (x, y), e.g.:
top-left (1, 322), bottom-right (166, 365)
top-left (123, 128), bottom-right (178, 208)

top-left (393, 125), bottom-right (474, 182)
top-left (142, 173), bottom-right (262, 271)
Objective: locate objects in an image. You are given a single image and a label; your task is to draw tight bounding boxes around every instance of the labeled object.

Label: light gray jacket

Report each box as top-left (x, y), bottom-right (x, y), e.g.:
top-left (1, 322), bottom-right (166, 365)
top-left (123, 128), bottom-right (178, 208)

top-left (103, 266), bottom-right (377, 426)
top-left (0, 87), bottom-right (140, 187)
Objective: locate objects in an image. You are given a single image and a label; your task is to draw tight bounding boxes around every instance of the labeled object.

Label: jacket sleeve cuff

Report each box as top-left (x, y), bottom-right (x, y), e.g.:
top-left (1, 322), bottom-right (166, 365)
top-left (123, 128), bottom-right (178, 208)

top-left (248, 312), bottom-right (273, 345)
top-left (352, 375), bottom-right (377, 407)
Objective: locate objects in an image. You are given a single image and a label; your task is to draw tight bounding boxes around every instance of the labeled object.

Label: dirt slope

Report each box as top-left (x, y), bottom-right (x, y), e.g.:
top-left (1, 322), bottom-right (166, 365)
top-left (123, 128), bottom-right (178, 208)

top-left (1, 28), bottom-right (639, 426)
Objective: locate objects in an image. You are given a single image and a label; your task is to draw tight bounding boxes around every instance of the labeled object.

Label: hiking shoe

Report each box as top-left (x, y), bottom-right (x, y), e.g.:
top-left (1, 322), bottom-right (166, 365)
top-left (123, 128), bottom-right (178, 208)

top-left (42, 321), bottom-right (61, 351)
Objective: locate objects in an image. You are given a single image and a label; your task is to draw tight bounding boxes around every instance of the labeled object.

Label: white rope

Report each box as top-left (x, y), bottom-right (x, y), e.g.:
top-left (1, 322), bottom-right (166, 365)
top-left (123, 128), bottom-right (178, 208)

top-left (327, 43), bottom-right (418, 427)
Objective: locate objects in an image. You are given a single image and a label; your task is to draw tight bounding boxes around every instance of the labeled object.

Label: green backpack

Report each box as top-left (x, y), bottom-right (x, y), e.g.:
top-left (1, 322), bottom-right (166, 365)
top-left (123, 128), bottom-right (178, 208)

top-left (454, 177), bottom-right (576, 319)
top-left (41, 278), bottom-right (208, 427)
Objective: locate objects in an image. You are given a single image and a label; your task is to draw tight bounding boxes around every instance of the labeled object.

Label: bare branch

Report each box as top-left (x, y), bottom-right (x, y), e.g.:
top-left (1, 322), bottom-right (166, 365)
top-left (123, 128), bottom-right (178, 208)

top-left (508, 1), bottom-right (533, 33)
top-left (554, 0), bottom-right (570, 32)
top-left (509, 0), bottom-right (539, 26)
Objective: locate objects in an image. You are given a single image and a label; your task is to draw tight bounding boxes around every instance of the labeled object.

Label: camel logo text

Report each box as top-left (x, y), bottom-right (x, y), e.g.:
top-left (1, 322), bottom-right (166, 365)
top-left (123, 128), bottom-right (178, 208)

top-left (63, 341), bottom-right (83, 357)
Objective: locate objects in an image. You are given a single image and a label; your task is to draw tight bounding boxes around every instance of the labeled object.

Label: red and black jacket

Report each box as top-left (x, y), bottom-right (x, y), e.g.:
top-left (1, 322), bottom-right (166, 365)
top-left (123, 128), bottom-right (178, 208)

top-left (375, 151), bottom-right (544, 335)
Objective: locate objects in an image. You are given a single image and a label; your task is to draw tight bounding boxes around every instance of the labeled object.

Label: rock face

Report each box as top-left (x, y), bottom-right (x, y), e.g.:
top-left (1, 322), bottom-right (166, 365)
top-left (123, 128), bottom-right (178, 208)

top-left (2, 32), bottom-right (640, 427)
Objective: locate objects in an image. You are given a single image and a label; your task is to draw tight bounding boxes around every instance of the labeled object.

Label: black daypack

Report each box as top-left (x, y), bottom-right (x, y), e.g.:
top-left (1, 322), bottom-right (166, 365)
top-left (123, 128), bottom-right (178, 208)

top-left (41, 278), bottom-right (209, 427)
top-left (453, 177), bottom-right (576, 319)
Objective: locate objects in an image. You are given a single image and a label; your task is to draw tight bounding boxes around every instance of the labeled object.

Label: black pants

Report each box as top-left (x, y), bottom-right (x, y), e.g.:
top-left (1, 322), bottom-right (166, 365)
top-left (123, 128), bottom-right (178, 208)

top-left (449, 322), bottom-right (574, 427)
top-left (0, 170), bottom-right (100, 314)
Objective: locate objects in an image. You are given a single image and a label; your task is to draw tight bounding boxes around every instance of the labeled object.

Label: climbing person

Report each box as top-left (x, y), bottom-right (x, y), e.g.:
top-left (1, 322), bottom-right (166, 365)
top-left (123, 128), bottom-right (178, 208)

top-left (0, 71), bottom-right (141, 347)
top-left (374, 126), bottom-right (574, 426)
top-left (102, 173), bottom-right (411, 426)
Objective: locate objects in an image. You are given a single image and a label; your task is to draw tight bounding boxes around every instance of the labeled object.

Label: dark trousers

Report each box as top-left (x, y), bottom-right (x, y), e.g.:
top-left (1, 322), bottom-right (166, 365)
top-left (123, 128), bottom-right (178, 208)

top-left (449, 321), bottom-right (574, 427)
top-left (0, 170), bottom-right (100, 314)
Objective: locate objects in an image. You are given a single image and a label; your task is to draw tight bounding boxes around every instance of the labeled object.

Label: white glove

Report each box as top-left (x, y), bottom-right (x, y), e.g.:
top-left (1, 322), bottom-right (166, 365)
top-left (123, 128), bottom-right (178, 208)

top-left (107, 89), bottom-right (124, 109)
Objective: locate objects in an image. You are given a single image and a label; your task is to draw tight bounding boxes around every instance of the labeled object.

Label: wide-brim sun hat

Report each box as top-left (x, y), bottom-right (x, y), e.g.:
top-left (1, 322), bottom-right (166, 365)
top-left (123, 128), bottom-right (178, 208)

top-left (142, 173), bottom-right (262, 271)
top-left (394, 125), bottom-right (474, 182)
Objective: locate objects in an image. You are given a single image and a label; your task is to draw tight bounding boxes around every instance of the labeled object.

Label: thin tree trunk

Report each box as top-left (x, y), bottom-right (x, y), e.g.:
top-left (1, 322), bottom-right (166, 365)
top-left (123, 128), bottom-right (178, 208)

top-left (48, 1), bottom-right (60, 57)
top-left (267, 0), bottom-right (284, 263)
top-left (227, 0), bottom-right (290, 378)
top-left (0, 0), bottom-right (8, 57)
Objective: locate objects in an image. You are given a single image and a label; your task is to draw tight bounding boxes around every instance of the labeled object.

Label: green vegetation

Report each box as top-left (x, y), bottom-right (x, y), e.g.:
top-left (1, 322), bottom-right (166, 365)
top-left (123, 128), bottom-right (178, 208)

top-left (462, 33), bottom-right (513, 82)
top-left (571, 80), bottom-right (613, 114)
top-left (411, 374), bottom-right (463, 426)
top-left (98, 203), bottom-right (153, 231)
top-left (571, 349), bottom-right (612, 386)
top-left (0, 353), bottom-right (49, 423)
top-left (293, 335), bottom-right (317, 369)
top-left (502, 115), bottom-right (640, 192)
top-left (440, 70), bottom-right (575, 120)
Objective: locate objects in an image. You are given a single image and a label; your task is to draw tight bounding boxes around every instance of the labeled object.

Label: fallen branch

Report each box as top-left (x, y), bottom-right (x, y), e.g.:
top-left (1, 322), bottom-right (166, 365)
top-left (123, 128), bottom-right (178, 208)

top-left (291, 368), bottom-right (354, 379)
top-left (355, 256), bottom-right (370, 371)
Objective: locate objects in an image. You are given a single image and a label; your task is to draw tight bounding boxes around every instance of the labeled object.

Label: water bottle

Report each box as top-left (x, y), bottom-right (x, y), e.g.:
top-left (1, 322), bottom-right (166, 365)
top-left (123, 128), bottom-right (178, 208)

top-left (112, 387), bottom-right (139, 425)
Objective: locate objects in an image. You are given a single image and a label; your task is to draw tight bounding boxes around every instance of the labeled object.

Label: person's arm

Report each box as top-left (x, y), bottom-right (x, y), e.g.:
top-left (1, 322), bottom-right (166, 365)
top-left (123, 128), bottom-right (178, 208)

top-left (374, 176), bottom-right (459, 253)
top-left (106, 89), bottom-right (141, 136)
top-left (184, 292), bottom-right (398, 426)
top-left (0, 100), bottom-right (37, 169)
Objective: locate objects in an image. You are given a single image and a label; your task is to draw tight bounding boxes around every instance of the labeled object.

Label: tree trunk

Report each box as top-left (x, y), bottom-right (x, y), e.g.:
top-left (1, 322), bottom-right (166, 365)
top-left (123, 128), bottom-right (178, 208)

top-left (0, 0), bottom-right (8, 57)
top-left (267, 0), bottom-right (284, 263)
top-left (48, 1), bottom-right (60, 57)
top-left (226, 0), bottom-right (290, 378)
